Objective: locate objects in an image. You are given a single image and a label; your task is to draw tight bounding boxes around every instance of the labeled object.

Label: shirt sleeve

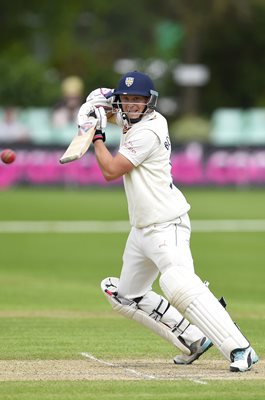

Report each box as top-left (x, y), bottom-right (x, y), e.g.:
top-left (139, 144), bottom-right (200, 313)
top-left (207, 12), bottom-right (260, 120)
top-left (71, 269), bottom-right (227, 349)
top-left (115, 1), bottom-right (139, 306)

top-left (118, 129), bottom-right (159, 166)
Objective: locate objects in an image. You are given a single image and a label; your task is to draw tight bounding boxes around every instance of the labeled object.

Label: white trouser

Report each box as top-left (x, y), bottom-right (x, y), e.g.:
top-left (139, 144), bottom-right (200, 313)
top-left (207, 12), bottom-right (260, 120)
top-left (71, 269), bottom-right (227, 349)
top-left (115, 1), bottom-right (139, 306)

top-left (117, 214), bottom-right (203, 347)
top-left (117, 214), bottom-right (250, 360)
top-left (119, 214), bottom-right (194, 299)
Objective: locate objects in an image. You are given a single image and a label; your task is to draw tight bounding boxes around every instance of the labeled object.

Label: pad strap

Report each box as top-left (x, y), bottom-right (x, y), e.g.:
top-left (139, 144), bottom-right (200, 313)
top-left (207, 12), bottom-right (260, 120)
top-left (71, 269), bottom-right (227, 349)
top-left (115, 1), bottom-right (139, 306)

top-left (160, 267), bottom-right (249, 360)
top-left (101, 277), bottom-right (192, 355)
top-left (172, 317), bottom-right (190, 336)
top-left (149, 297), bottom-right (170, 321)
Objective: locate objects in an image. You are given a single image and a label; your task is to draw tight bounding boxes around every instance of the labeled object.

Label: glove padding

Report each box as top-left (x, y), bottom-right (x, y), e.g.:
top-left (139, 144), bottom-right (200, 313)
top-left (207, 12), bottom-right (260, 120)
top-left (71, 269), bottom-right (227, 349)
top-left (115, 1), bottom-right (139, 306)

top-left (92, 107), bottom-right (107, 143)
top-left (86, 88), bottom-right (114, 111)
top-left (78, 103), bottom-right (107, 128)
top-left (94, 106), bottom-right (107, 131)
top-left (77, 102), bottom-right (95, 126)
top-left (77, 87), bottom-right (111, 139)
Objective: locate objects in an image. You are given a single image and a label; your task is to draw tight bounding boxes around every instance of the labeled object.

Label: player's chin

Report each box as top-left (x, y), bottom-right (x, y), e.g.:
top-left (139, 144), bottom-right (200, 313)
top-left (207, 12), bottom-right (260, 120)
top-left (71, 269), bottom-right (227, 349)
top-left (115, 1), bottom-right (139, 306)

top-left (128, 112), bottom-right (141, 120)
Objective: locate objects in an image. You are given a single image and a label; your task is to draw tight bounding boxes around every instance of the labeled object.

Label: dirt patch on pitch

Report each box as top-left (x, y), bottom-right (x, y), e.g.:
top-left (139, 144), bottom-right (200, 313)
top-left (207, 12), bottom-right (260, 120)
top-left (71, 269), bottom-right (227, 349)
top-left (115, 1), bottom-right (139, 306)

top-left (0, 358), bottom-right (263, 382)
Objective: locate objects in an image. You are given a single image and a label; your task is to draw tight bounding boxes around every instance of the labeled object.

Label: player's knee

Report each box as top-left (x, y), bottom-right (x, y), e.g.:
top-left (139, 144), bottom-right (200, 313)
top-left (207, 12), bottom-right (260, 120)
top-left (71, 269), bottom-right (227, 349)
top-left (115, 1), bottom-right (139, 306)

top-left (101, 277), bottom-right (138, 318)
top-left (101, 276), bottom-right (192, 354)
top-left (159, 266), bottom-right (207, 313)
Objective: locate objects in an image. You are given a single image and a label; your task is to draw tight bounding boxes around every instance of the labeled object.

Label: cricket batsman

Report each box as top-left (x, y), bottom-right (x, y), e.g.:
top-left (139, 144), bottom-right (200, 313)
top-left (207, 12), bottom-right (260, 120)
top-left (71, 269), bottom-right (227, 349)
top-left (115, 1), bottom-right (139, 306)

top-left (77, 71), bottom-right (259, 372)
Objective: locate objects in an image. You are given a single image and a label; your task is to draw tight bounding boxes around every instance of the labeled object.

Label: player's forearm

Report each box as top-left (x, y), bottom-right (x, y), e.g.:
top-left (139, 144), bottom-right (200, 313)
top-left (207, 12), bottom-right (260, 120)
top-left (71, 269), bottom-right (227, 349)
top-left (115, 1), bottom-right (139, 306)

top-left (93, 141), bottom-right (120, 181)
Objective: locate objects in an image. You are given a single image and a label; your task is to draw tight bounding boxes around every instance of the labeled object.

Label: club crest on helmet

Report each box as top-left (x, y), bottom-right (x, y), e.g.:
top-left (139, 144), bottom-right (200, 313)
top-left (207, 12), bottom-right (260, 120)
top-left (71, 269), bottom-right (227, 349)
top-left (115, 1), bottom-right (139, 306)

top-left (110, 71), bottom-right (159, 126)
top-left (125, 77), bottom-right (134, 87)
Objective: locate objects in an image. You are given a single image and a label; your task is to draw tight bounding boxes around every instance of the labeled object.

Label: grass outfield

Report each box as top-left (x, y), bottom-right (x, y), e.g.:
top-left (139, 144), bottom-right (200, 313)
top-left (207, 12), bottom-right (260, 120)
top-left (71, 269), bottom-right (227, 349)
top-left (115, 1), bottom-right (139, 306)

top-left (0, 187), bottom-right (264, 399)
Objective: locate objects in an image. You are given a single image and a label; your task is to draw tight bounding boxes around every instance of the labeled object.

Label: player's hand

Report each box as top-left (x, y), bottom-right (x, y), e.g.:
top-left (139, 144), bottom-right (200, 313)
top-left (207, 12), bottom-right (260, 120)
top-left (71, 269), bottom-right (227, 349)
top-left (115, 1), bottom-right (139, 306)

top-left (77, 102), bottom-right (95, 126)
top-left (92, 107), bottom-right (107, 143)
top-left (94, 106), bottom-right (107, 131)
top-left (86, 88), bottom-right (114, 112)
top-left (78, 88), bottom-right (113, 126)
top-left (77, 100), bottom-right (109, 128)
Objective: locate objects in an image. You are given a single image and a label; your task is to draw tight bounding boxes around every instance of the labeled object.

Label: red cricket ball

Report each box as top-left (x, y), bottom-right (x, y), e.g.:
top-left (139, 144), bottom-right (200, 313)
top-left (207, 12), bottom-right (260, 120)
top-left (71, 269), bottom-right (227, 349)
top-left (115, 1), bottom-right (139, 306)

top-left (1, 148), bottom-right (16, 164)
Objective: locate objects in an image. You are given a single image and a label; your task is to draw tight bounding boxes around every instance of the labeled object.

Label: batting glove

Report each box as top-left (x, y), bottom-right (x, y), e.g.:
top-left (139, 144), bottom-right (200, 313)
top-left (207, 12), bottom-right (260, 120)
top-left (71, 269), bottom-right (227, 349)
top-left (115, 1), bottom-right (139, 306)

top-left (92, 106), bottom-right (107, 143)
top-left (86, 88), bottom-right (114, 112)
top-left (94, 106), bottom-right (107, 131)
top-left (77, 102), bottom-right (95, 126)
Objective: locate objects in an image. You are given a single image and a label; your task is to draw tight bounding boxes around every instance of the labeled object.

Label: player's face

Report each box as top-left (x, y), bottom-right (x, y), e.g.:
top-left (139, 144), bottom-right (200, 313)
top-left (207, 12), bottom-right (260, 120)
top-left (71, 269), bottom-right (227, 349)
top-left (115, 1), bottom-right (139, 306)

top-left (120, 95), bottom-right (148, 119)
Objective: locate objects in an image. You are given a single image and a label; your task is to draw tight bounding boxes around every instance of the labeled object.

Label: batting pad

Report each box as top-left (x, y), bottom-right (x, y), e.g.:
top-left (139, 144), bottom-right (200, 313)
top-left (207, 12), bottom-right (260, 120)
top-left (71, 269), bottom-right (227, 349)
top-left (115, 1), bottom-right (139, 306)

top-left (101, 277), bottom-right (191, 355)
top-left (159, 267), bottom-right (249, 360)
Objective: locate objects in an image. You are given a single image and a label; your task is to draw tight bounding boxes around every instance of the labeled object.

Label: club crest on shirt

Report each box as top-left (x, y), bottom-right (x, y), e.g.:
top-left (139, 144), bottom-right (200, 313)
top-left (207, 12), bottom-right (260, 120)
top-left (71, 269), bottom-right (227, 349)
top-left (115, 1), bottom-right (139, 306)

top-left (125, 77), bottom-right (134, 87)
top-left (164, 136), bottom-right (171, 150)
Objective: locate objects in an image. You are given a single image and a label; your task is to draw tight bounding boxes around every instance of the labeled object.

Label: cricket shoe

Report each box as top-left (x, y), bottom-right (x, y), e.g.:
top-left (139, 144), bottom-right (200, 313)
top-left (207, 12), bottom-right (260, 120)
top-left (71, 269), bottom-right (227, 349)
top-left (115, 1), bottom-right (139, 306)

top-left (230, 346), bottom-right (259, 372)
top-left (173, 337), bottom-right (213, 365)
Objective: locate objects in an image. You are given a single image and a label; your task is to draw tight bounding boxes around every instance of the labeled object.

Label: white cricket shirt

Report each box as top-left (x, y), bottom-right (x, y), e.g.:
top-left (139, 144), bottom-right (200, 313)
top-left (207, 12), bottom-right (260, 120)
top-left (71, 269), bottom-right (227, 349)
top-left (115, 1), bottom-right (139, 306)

top-left (118, 111), bottom-right (190, 228)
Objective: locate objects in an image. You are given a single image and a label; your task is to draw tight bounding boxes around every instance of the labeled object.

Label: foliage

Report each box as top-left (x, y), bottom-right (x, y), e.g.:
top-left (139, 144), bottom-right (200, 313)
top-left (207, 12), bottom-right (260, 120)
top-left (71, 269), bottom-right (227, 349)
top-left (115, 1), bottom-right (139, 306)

top-left (0, 51), bottom-right (61, 106)
top-left (1, 0), bottom-right (265, 113)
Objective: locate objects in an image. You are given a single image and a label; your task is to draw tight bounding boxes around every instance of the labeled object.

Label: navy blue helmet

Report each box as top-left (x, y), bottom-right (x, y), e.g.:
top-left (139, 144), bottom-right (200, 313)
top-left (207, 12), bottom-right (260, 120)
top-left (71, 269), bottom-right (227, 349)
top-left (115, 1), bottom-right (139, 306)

top-left (111, 71), bottom-right (158, 110)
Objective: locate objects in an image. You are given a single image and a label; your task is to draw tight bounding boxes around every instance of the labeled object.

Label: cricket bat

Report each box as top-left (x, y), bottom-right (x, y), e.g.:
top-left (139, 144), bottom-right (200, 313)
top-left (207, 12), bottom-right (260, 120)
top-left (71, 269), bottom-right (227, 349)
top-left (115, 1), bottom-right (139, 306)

top-left (59, 118), bottom-right (97, 164)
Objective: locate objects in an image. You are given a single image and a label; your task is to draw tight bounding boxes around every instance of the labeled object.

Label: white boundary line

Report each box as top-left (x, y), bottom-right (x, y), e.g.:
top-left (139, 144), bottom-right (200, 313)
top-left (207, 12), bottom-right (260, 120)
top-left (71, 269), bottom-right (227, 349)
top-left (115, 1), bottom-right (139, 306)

top-left (0, 221), bottom-right (129, 233)
top-left (0, 220), bottom-right (265, 233)
top-left (192, 219), bottom-right (265, 232)
top-left (80, 352), bottom-right (208, 384)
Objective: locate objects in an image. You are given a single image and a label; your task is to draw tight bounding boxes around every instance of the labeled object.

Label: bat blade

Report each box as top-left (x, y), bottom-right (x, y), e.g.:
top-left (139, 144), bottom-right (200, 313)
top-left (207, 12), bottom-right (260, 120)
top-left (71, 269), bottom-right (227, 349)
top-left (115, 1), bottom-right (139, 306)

top-left (59, 118), bottom-right (97, 164)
